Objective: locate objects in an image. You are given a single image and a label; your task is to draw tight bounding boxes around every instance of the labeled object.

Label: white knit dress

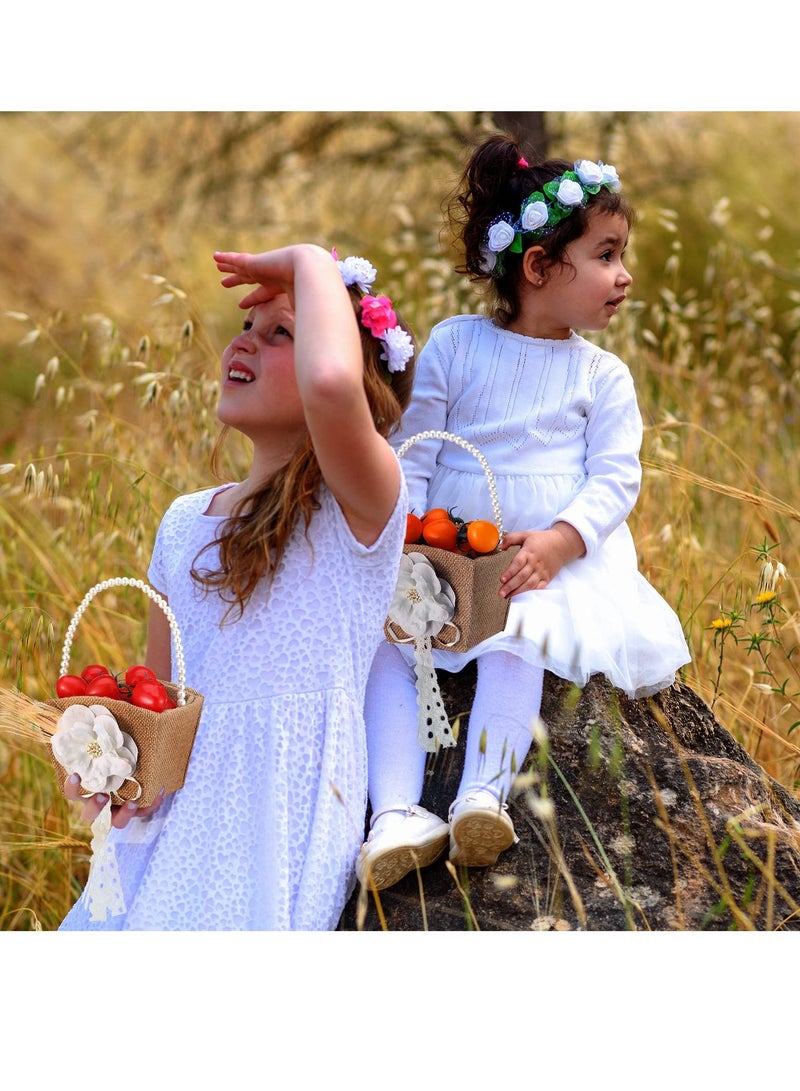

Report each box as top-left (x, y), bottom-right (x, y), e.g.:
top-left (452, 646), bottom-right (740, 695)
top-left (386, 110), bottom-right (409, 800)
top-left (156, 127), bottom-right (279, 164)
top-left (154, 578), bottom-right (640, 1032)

top-left (59, 480), bottom-right (406, 930)
top-left (393, 315), bottom-right (690, 697)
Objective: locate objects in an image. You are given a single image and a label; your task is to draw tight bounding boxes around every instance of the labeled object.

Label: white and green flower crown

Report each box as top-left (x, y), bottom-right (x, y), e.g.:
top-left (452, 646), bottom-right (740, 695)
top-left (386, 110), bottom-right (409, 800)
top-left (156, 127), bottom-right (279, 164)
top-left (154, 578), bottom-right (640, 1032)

top-left (334, 251), bottom-right (414, 374)
top-left (480, 159), bottom-right (622, 275)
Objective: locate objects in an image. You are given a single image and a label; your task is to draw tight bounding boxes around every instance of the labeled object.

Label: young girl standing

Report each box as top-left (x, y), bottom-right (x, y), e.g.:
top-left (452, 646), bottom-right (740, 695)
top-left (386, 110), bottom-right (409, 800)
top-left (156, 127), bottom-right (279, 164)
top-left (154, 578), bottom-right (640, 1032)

top-left (359, 134), bottom-right (691, 890)
top-left (59, 243), bottom-right (416, 929)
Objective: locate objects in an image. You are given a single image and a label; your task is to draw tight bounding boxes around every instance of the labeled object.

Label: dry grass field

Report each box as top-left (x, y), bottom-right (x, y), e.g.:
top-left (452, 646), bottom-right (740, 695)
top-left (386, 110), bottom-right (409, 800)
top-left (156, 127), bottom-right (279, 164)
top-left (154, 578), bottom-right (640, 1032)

top-left (2, 111), bottom-right (800, 933)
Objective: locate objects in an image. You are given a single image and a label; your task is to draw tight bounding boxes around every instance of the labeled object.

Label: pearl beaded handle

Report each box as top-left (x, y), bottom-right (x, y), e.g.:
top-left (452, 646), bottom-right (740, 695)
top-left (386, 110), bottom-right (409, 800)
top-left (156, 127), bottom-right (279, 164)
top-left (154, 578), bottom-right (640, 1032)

top-left (395, 430), bottom-right (505, 538)
top-left (59, 577), bottom-right (188, 706)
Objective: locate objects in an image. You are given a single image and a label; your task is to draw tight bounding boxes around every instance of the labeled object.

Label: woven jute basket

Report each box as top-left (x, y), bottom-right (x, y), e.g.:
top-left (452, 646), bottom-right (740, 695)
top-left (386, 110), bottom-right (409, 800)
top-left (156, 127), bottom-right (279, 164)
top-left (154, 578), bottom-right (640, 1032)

top-left (45, 578), bottom-right (203, 808)
top-left (385, 431), bottom-right (518, 654)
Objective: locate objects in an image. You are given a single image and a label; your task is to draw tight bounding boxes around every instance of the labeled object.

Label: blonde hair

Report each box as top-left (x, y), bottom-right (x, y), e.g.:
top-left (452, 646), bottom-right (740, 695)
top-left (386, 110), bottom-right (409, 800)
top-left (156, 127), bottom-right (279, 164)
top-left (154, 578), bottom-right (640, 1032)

top-left (191, 287), bottom-right (415, 621)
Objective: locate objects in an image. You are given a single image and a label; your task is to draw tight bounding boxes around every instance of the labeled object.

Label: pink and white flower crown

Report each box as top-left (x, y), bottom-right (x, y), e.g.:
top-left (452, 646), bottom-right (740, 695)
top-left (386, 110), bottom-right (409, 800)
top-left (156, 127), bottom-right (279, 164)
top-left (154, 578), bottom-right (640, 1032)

top-left (334, 250), bottom-right (414, 373)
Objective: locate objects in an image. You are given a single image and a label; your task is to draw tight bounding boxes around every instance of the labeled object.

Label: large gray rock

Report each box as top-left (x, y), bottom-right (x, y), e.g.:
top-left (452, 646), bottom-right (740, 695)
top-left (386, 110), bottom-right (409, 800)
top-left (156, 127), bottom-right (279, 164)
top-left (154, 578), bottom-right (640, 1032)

top-left (340, 667), bottom-right (800, 931)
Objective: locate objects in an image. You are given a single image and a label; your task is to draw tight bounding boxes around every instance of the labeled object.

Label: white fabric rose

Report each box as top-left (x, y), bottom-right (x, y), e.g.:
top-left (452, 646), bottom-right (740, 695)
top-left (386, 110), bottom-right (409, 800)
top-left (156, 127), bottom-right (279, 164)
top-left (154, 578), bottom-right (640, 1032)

top-left (389, 552), bottom-right (456, 639)
top-left (486, 220), bottom-right (516, 253)
top-left (380, 325), bottom-right (414, 373)
top-left (521, 200), bottom-right (548, 233)
top-left (337, 255), bottom-right (378, 293)
top-left (479, 248), bottom-right (498, 274)
top-left (600, 163), bottom-right (621, 191)
top-left (574, 160), bottom-right (604, 186)
top-left (51, 703), bottom-right (138, 794)
top-left (555, 178), bottom-right (585, 207)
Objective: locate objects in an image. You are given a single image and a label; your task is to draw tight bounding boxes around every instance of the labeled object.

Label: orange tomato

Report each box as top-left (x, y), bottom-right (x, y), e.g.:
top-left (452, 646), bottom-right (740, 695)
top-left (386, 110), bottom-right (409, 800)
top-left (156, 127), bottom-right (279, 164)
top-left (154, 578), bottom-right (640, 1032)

top-left (466, 519), bottom-right (500, 554)
top-left (405, 512), bottom-right (424, 544)
top-left (422, 517), bottom-right (459, 551)
top-left (421, 507), bottom-right (449, 526)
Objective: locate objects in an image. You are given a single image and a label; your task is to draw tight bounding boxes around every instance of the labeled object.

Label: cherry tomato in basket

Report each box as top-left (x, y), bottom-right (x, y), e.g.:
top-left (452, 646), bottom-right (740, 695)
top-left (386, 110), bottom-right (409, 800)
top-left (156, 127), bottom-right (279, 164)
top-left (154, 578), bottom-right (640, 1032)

top-left (125, 664), bottom-right (158, 686)
top-left (80, 664), bottom-right (111, 683)
top-left (86, 674), bottom-right (126, 700)
top-left (421, 507), bottom-right (449, 526)
top-left (404, 513), bottom-right (424, 544)
top-left (466, 519), bottom-right (500, 554)
top-left (130, 679), bottom-right (170, 712)
top-left (422, 517), bottom-right (459, 552)
top-left (56, 674), bottom-right (88, 698)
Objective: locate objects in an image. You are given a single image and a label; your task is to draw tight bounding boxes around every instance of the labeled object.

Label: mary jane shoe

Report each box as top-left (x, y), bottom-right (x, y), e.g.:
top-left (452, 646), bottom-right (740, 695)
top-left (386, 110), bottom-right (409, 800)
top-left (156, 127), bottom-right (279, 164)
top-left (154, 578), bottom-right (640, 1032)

top-left (448, 789), bottom-right (518, 868)
top-left (356, 804), bottom-right (449, 891)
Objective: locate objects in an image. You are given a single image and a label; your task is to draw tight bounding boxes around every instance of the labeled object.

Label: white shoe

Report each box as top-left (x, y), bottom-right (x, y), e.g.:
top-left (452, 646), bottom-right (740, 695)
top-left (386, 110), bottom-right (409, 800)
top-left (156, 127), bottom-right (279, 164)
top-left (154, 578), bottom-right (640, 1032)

top-left (448, 789), bottom-right (518, 868)
top-left (356, 805), bottom-right (449, 891)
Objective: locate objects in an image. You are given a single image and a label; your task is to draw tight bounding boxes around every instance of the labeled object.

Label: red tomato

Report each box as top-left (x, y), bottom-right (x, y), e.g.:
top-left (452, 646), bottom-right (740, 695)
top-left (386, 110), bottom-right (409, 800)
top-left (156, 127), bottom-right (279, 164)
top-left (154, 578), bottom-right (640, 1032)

top-left (125, 664), bottom-right (157, 686)
top-left (81, 664), bottom-right (110, 683)
top-left (86, 674), bottom-right (125, 699)
top-left (422, 518), bottom-right (459, 551)
top-left (56, 674), bottom-right (88, 698)
top-left (130, 679), bottom-right (169, 712)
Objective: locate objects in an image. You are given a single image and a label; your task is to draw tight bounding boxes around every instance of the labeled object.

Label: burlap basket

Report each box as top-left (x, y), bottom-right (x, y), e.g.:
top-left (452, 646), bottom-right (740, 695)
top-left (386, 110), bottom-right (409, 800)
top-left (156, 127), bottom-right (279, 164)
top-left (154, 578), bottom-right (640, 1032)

top-left (385, 431), bottom-right (519, 654)
top-left (44, 578), bottom-right (203, 809)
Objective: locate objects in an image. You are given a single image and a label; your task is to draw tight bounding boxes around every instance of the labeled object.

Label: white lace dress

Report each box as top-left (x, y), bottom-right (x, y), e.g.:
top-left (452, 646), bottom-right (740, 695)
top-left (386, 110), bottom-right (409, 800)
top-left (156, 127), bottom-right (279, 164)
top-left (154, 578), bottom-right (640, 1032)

top-left (59, 479), bottom-right (406, 930)
top-left (394, 315), bottom-right (691, 698)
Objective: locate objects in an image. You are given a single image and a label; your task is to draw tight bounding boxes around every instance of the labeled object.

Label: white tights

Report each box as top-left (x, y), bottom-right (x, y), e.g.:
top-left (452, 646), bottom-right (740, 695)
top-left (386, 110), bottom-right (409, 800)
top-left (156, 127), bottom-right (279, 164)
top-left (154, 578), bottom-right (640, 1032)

top-left (364, 642), bottom-right (544, 829)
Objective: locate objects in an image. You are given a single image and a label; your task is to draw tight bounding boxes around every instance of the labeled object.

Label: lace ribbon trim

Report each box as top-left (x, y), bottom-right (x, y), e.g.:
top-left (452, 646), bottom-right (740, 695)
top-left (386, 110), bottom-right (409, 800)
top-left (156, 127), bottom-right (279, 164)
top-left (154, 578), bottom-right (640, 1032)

top-left (83, 799), bottom-right (127, 922)
top-left (385, 552), bottom-right (460, 752)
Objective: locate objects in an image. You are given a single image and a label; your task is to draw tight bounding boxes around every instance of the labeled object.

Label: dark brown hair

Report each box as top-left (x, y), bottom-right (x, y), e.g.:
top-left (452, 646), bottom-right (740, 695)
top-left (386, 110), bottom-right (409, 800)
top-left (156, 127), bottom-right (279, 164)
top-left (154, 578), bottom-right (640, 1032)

top-left (191, 284), bottom-right (416, 621)
top-left (446, 133), bottom-right (635, 326)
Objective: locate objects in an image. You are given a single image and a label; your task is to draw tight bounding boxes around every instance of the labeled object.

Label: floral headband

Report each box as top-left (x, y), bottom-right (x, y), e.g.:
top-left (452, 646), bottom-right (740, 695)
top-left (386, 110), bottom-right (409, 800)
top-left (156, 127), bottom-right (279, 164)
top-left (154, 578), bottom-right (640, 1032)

top-left (333, 251), bottom-right (414, 373)
top-left (481, 159), bottom-right (622, 276)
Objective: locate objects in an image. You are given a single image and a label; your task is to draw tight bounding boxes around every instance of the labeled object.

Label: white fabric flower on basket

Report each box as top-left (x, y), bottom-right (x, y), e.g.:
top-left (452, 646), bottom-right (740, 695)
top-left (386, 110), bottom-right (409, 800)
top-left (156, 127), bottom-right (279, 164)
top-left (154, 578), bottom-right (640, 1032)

top-left (51, 703), bottom-right (138, 794)
top-left (388, 552), bottom-right (458, 752)
top-left (389, 552), bottom-right (457, 639)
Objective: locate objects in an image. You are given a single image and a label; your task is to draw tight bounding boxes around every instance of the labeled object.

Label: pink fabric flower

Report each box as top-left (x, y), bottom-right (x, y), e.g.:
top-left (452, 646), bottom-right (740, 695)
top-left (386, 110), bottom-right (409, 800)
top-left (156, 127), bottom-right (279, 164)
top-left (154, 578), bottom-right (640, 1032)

top-left (359, 294), bottom-right (397, 338)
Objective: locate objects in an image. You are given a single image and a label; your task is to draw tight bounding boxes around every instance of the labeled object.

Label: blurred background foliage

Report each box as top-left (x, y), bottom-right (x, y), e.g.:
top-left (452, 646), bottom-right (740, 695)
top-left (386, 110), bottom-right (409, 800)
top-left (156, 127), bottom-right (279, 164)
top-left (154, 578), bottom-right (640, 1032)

top-left (3, 110), bottom-right (800, 428)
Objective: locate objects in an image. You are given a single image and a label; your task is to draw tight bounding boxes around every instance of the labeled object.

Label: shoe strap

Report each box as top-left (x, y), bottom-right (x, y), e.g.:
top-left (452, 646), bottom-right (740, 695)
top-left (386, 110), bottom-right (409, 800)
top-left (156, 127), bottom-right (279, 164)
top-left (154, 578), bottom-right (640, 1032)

top-left (448, 791), bottom-right (507, 821)
top-left (368, 804), bottom-right (420, 830)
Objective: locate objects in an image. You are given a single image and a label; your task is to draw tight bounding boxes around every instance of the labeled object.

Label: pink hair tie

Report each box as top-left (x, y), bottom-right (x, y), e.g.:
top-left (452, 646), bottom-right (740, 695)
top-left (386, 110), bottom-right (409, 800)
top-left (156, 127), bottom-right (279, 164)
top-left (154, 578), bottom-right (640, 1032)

top-left (517, 157), bottom-right (529, 168)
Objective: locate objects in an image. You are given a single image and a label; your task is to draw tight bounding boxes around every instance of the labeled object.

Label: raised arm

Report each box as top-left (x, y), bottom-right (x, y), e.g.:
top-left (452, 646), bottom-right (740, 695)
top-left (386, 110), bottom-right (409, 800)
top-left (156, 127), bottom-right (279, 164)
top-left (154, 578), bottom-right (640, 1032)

top-left (214, 245), bottom-right (401, 546)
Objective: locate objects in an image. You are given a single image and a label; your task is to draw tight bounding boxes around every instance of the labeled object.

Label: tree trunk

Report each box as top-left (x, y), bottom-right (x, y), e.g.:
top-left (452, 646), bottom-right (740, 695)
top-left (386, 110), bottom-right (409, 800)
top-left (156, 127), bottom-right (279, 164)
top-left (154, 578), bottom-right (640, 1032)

top-left (490, 111), bottom-right (550, 159)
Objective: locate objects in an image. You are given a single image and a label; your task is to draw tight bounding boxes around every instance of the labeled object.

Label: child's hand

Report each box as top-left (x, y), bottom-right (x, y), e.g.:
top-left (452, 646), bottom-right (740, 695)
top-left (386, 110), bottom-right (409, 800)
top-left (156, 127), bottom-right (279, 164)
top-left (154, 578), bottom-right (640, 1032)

top-left (214, 244), bottom-right (332, 309)
top-left (64, 773), bottom-right (166, 829)
top-left (499, 522), bottom-right (586, 598)
top-left (214, 249), bottom-right (292, 308)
